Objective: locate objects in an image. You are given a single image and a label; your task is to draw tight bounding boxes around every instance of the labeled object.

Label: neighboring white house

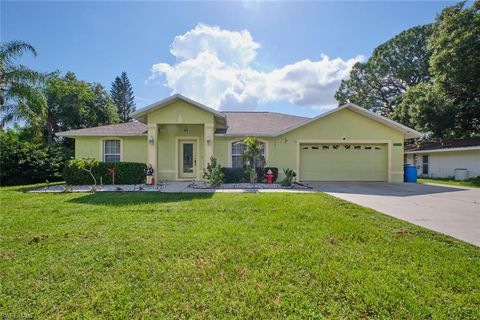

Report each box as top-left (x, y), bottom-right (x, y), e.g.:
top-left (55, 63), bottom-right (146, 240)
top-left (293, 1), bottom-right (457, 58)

top-left (405, 138), bottom-right (480, 179)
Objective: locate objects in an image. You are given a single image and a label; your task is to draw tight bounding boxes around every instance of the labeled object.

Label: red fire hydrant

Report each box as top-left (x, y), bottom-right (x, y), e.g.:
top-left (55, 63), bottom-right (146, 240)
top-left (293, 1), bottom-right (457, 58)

top-left (265, 169), bottom-right (274, 184)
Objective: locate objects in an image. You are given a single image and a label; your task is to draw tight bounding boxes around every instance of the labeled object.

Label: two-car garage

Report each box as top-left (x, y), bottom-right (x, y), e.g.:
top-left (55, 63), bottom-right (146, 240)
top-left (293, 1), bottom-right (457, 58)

top-left (299, 143), bottom-right (388, 181)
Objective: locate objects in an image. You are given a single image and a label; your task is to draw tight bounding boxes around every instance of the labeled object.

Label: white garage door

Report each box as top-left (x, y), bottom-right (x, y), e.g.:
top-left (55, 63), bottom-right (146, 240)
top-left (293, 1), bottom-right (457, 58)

top-left (300, 143), bottom-right (388, 181)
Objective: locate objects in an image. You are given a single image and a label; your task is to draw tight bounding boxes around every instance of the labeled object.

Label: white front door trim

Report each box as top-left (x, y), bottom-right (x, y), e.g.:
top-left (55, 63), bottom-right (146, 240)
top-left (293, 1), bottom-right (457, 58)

top-left (175, 136), bottom-right (200, 180)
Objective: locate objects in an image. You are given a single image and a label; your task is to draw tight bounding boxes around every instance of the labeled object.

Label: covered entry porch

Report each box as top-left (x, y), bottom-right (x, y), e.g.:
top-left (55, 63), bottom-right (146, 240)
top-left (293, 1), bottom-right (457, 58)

top-left (147, 123), bottom-right (215, 181)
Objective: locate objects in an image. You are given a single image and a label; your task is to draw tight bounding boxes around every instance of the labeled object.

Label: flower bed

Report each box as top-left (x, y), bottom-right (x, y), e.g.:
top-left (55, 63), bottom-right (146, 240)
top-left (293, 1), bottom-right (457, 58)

top-left (190, 182), bottom-right (310, 190)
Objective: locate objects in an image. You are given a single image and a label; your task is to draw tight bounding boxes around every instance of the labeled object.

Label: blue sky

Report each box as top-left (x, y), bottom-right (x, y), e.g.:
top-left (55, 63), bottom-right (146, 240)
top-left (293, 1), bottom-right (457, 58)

top-left (2, 1), bottom-right (456, 117)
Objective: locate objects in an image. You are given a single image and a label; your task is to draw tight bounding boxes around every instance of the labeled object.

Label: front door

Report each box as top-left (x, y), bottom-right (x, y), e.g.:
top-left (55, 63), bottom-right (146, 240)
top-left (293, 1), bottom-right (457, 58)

top-left (179, 140), bottom-right (197, 179)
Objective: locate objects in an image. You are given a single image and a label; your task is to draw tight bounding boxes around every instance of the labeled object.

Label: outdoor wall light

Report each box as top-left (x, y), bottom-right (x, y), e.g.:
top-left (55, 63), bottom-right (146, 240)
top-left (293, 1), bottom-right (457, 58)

top-left (206, 136), bottom-right (212, 145)
top-left (148, 136), bottom-right (155, 145)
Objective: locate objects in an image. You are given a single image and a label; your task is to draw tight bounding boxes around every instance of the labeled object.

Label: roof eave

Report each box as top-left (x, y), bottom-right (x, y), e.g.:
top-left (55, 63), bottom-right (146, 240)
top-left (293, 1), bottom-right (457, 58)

top-left (57, 133), bottom-right (147, 137)
top-left (273, 103), bottom-right (424, 138)
top-left (214, 133), bottom-right (276, 137)
top-left (404, 146), bottom-right (480, 154)
top-left (404, 131), bottom-right (424, 139)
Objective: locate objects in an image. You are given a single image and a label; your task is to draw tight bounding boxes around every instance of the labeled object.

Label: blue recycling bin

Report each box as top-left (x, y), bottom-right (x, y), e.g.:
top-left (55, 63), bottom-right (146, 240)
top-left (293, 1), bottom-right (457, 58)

top-left (404, 165), bottom-right (417, 183)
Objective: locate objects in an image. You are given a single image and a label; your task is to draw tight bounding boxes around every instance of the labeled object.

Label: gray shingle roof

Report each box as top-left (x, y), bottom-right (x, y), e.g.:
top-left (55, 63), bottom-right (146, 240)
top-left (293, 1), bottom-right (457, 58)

top-left (218, 112), bottom-right (309, 136)
top-left (57, 112), bottom-right (309, 137)
top-left (57, 121), bottom-right (147, 137)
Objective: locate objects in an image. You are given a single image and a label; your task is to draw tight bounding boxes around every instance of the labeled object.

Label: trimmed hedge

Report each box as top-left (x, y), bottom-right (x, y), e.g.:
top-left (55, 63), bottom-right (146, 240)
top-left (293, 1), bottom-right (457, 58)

top-left (221, 167), bottom-right (278, 183)
top-left (63, 161), bottom-right (147, 185)
top-left (221, 168), bottom-right (249, 183)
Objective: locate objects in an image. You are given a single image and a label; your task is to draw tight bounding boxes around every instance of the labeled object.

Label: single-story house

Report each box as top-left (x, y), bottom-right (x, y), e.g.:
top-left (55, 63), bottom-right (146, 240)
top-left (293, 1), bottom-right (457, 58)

top-left (405, 138), bottom-right (480, 179)
top-left (57, 94), bottom-right (422, 182)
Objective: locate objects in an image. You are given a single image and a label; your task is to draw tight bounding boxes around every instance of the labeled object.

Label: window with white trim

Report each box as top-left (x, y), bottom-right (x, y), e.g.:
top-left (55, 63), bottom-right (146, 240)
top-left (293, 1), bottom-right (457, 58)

top-left (231, 141), bottom-right (265, 168)
top-left (103, 139), bottom-right (121, 162)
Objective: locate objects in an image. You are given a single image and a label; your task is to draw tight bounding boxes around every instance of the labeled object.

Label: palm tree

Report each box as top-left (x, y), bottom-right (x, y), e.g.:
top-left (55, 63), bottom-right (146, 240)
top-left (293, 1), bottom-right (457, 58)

top-left (241, 137), bottom-right (265, 185)
top-left (0, 40), bottom-right (47, 133)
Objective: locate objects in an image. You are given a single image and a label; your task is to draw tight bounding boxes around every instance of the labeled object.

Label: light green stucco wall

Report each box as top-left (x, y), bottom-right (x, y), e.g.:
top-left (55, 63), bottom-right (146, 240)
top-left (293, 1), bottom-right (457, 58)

top-left (214, 109), bottom-right (405, 182)
top-left (123, 137), bottom-right (148, 163)
top-left (213, 137), bottom-right (230, 167)
top-left (74, 136), bottom-right (147, 163)
top-left (75, 137), bottom-right (99, 160)
top-left (147, 100), bottom-right (214, 126)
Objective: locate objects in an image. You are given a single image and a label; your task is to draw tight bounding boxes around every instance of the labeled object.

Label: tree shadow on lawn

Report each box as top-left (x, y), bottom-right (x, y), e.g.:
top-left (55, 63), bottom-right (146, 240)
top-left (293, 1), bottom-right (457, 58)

top-left (10, 181), bottom-right (65, 193)
top-left (68, 192), bottom-right (214, 206)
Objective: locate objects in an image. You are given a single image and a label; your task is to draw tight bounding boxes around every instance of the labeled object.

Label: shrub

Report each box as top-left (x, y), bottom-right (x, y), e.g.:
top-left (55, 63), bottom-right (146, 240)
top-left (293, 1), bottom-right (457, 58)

top-left (221, 168), bottom-right (249, 183)
top-left (63, 160), bottom-right (146, 185)
top-left (0, 132), bottom-right (70, 186)
top-left (71, 158), bottom-right (99, 187)
top-left (221, 167), bottom-right (278, 183)
top-left (203, 157), bottom-right (224, 187)
top-left (280, 168), bottom-right (297, 187)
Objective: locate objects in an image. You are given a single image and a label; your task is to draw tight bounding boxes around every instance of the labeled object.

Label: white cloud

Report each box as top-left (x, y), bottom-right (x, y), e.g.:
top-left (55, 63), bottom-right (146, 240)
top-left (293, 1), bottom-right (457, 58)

top-left (170, 23), bottom-right (260, 67)
top-left (149, 24), bottom-right (364, 111)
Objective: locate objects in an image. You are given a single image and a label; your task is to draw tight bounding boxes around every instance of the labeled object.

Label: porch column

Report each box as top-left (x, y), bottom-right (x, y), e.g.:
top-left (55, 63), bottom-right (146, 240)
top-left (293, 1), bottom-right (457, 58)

top-left (147, 124), bottom-right (158, 181)
top-left (204, 124), bottom-right (214, 168)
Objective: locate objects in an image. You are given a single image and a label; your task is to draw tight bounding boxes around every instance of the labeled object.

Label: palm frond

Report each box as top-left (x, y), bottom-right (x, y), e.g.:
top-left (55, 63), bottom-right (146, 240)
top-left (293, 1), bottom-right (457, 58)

top-left (0, 104), bottom-right (18, 126)
top-left (2, 82), bottom-right (47, 126)
top-left (0, 40), bottom-right (37, 67)
top-left (4, 65), bottom-right (47, 86)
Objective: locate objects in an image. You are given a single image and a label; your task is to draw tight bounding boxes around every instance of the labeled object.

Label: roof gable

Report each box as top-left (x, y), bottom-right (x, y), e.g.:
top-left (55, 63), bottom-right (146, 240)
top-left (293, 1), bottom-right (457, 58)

top-left (276, 103), bottom-right (423, 139)
top-left (131, 94), bottom-right (226, 124)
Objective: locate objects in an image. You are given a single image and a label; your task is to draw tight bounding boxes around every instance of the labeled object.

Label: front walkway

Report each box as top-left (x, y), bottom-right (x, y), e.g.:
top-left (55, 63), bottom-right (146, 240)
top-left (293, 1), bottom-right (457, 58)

top-left (305, 181), bottom-right (480, 247)
top-left (31, 182), bottom-right (315, 193)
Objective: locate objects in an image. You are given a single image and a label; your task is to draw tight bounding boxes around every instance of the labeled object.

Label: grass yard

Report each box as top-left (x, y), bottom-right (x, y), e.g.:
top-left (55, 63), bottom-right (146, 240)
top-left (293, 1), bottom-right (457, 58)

top-left (1, 185), bottom-right (479, 319)
top-left (418, 177), bottom-right (480, 188)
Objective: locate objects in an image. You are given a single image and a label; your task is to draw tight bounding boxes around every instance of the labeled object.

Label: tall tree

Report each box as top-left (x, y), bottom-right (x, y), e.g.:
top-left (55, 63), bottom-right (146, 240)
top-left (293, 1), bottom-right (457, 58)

top-left (110, 72), bottom-right (136, 122)
top-left (335, 24), bottom-right (432, 117)
top-left (44, 72), bottom-right (119, 143)
top-left (395, 1), bottom-right (480, 139)
top-left (395, 83), bottom-right (455, 138)
top-left (427, 0), bottom-right (480, 137)
top-left (0, 40), bottom-right (47, 133)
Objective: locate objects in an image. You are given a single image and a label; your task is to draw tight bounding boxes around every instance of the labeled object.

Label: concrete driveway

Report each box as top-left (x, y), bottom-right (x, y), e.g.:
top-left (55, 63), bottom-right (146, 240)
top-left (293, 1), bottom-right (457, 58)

top-left (304, 182), bottom-right (480, 247)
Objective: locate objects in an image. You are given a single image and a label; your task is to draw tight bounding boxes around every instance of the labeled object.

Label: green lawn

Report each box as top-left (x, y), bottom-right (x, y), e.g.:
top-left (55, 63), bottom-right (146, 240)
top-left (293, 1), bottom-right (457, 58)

top-left (418, 177), bottom-right (480, 188)
top-left (1, 185), bottom-right (479, 319)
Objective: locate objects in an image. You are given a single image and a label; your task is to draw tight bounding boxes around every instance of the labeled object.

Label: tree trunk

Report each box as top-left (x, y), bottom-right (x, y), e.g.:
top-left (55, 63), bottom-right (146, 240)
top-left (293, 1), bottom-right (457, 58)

top-left (46, 115), bottom-right (54, 144)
